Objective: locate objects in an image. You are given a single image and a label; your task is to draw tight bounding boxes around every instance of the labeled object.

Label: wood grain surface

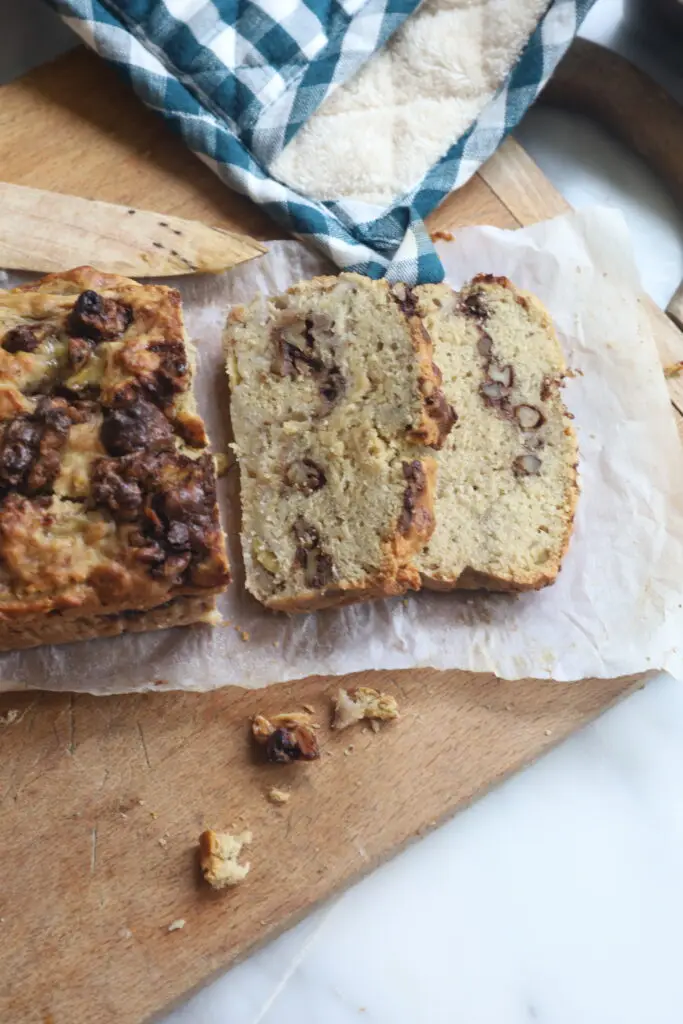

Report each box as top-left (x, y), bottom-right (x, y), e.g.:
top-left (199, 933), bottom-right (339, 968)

top-left (1, 47), bottom-right (682, 1024)
top-left (0, 181), bottom-right (265, 276)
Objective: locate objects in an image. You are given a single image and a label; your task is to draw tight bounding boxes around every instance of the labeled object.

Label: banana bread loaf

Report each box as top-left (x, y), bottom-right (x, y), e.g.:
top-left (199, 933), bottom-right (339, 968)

top-left (415, 274), bottom-right (578, 591)
top-left (224, 273), bottom-right (455, 611)
top-left (0, 267), bottom-right (230, 651)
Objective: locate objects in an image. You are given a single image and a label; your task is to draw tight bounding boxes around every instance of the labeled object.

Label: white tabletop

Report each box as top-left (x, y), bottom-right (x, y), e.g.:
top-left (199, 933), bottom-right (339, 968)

top-left (6, 2), bottom-right (683, 1021)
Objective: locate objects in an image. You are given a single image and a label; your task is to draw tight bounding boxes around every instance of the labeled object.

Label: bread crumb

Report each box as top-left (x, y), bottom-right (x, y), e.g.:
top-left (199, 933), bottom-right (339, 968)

top-left (214, 452), bottom-right (232, 477)
top-left (158, 837), bottom-right (168, 848)
top-left (344, 745), bottom-right (354, 756)
top-left (149, 811), bottom-right (158, 819)
top-left (239, 629), bottom-right (250, 641)
top-left (430, 229), bottom-right (454, 242)
top-left (664, 361), bottom-right (683, 379)
top-left (369, 719), bottom-right (381, 734)
top-left (0, 709), bottom-right (20, 726)
top-left (199, 828), bottom-right (251, 889)
top-left (332, 687), bottom-right (399, 731)
top-left (118, 927), bottom-right (133, 940)
top-left (302, 703), bottom-right (315, 714)
top-left (167, 919), bottom-right (185, 932)
top-left (267, 787), bottom-right (291, 805)
top-left (544, 729), bottom-right (552, 737)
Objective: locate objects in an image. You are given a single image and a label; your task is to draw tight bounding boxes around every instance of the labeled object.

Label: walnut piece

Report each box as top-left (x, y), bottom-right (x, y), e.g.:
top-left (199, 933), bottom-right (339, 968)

top-left (513, 453), bottom-right (542, 476)
top-left (487, 363), bottom-right (513, 388)
top-left (332, 687), bottom-right (400, 731)
top-left (198, 828), bottom-right (251, 889)
top-left (514, 404), bottom-right (544, 430)
top-left (251, 712), bottom-right (320, 763)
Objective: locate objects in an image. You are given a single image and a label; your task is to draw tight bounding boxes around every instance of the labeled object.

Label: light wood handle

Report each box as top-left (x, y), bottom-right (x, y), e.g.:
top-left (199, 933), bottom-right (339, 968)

top-left (0, 182), bottom-right (266, 276)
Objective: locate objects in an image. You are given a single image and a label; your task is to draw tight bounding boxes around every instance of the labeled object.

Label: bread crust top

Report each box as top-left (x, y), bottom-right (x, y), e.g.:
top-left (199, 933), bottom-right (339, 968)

top-left (0, 267), bottom-right (229, 625)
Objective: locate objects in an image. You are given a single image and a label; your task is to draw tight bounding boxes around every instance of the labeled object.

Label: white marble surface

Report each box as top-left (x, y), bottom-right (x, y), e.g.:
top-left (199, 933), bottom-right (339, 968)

top-left (4, 1), bottom-right (683, 1021)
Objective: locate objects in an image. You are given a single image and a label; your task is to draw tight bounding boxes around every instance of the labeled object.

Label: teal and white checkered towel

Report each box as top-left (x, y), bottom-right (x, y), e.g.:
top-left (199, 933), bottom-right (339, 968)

top-left (48, 0), bottom-right (594, 283)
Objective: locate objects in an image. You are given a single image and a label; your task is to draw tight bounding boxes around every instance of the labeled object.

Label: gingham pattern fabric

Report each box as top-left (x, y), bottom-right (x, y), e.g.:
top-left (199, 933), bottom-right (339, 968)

top-left (49, 0), bottom-right (595, 284)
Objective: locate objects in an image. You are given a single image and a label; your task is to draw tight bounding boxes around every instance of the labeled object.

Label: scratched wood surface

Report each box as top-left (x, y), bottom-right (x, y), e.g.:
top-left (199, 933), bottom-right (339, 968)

top-left (1, 48), bottom-right (682, 1024)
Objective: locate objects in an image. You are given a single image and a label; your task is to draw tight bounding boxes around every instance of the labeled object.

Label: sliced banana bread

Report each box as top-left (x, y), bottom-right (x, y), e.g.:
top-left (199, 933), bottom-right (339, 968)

top-left (415, 274), bottom-right (578, 591)
top-left (224, 273), bottom-right (455, 611)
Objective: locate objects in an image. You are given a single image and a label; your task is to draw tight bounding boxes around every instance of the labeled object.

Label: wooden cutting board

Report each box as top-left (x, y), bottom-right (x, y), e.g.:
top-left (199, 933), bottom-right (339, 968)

top-left (1, 49), bottom-right (682, 1024)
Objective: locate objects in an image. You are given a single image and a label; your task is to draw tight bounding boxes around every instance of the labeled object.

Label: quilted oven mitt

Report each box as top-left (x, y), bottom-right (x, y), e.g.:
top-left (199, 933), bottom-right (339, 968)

top-left (48, 0), bottom-right (595, 283)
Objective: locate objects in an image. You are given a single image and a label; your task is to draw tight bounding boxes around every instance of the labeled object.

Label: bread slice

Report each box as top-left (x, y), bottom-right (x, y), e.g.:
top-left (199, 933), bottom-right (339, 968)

top-left (224, 273), bottom-right (455, 611)
top-left (414, 274), bottom-right (578, 591)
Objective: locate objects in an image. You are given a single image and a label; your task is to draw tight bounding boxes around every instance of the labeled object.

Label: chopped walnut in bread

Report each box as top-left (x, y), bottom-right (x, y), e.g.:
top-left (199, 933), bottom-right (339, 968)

top-left (224, 273), bottom-right (454, 613)
top-left (198, 828), bottom-right (251, 889)
top-left (332, 686), bottom-right (400, 730)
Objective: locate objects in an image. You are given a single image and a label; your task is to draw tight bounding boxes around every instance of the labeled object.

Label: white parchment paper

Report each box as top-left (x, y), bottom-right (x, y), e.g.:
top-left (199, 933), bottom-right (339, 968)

top-left (2, 207), bottom-right (683, 693)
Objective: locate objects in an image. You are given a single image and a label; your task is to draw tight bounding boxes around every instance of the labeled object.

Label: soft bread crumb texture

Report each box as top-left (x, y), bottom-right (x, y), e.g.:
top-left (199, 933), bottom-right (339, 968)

top-left (415, 275), bottom-right (578, 591)
top-left (224, 273), bottom-right (454, 612)
top-left (198, 828), bottom-right (252, 889)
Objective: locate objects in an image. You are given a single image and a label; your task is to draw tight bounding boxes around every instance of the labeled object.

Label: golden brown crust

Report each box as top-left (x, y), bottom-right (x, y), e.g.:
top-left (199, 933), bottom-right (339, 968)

top-left (0, 267), bottom-right (229, 649)
top-left (406, 318), bottom-right (457, 450)
top-left (12, 266), bottom-right (143, 295)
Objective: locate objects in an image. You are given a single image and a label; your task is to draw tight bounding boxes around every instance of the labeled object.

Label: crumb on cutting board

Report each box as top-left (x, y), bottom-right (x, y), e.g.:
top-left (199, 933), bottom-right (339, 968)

top-left (332, 687), bottom-right (399, 731)
top-left (664, 361), bottom-right (683, 379)
top-left (199, 828), bottom-right (252, 889)
top-left (167, 918), bottom-right (186, 933)
top-left (266, 787), bottom-right (291, 805)
top-left (214, 452), bottom-right (232, 477)
top-left (251, 712), bottom-right (320, 763)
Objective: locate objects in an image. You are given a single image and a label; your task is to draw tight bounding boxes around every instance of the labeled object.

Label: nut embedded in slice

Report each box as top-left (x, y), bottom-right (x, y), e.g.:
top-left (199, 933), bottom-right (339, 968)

top-left (513, 453), bottom-right (542, 476)
top-left (332, 687), bottom-right (400, 731)
top-left (514, 404), bottom-right (544, 430)
top-left (487, 363), bottom-right (513, 388)
top-left (198, 828), bottom-right (252, 890)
